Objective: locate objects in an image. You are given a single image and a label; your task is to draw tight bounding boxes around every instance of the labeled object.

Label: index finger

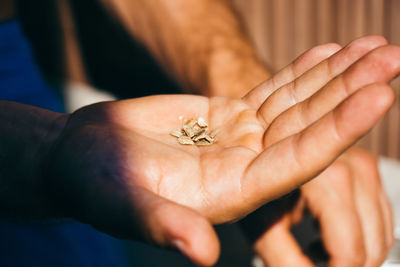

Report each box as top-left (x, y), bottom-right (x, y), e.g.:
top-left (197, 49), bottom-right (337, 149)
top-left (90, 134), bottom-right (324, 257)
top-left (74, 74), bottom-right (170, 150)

top-left (243, 43), bottom-right (341, 108)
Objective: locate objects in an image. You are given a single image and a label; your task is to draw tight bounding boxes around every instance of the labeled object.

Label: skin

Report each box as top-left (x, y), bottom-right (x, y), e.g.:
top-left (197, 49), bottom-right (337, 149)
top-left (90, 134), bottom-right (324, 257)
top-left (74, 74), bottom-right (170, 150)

top-left (0, 1), bottom-right (396, 265)
top-left (71, 7), bottom-right (395, 265)
top-left (246, 36), bottom-right (396, 267)
top-left (96, 0), bottom-right (270, 97)
top-left (98, 2), bottom-right (398, 263)
top-left (252, 148), bottom-right (394, 267)
top-left (1, 38), bottom-right (399, 267)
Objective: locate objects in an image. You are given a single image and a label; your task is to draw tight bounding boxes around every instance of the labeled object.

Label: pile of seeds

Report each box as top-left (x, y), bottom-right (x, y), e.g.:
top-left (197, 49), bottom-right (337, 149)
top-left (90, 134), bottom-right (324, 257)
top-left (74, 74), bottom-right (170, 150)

top-left (170, 117), bottom-right (217, 146)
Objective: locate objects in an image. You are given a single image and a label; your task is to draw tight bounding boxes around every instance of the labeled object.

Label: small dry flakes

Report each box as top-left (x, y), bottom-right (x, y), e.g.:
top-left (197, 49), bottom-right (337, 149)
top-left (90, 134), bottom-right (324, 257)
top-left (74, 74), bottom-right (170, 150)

top-left (178, 135), bottom-right (195, 145)
top-left (193, 130), bottom-right (207, 142)
top-left (197, 117), bottom-right (208, 128)
top-left (195, 140), bottom-right (212, 146)
top-left (209, 129), bottom-right (219, 138)
top-left (205, 135), bottom-right (215, 143)
top-left (183, 124), bottom-right (196, 138)
top-left (170, 117), bottom-right (217, 146)
top-left (170, 130), bottom-right (183, 138)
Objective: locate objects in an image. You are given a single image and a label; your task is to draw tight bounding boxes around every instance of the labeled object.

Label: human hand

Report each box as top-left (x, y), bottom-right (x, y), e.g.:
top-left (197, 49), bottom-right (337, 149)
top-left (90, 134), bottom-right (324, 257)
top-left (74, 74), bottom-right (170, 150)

top-left (240, 35), bottom-right (397, 267)
top-left (248, 147), bottom-right (394, 267)
top-left (44, 36), bottom-right (399, 266)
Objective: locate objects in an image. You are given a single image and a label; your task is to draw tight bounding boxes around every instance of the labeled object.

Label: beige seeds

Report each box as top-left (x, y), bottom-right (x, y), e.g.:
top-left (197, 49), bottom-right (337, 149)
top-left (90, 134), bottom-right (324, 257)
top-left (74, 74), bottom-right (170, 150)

top-left (169, 130), bottom-right (183, 138)
top-left (197, 117), bottom-right (208, 127)
top-left (178, 135), bottom-right (195, 145)
top-left (170, 117), bottom-right (216, 146)
top-left (209, 129), bottom-right (219, 138)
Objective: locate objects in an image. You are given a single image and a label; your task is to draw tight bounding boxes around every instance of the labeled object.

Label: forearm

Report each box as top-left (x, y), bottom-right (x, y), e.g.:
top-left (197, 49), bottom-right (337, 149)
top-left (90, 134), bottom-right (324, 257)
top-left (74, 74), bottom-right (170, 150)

top-left (101, 0), bottom-right (270, 97)
top-left (0, 101), bottom-right (67, 218)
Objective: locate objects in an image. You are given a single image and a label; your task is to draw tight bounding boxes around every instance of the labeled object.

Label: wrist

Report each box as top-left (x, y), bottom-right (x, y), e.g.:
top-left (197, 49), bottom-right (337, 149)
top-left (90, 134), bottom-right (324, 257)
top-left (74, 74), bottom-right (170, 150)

top-left (0, 101), bottom-right (69, 218)
top-left (37, 113), bottom-right (70, 218)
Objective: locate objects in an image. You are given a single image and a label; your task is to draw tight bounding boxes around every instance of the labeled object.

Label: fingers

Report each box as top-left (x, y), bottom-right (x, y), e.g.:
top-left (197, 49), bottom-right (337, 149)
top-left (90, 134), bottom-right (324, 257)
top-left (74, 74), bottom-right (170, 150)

top-left (242, 83), bottom-right (394, 209)
top-left (257, 35), bottom-right (388, 126)
top-left (352, 167), bottom-right (388, 266)
top-left (263, 44), bottom-right (400, 147)
top-left (254, 220), bottom-right (314, 267)
top-left (243, 43), bottom-right (342, 109)
top-left (380, 192), bottom-right (395, 248)
top-left (304, 148), bottom-right (394, 267)
top-left (344, 149), bottom-right (394, 265)
top-left (303, 162), bottom-right (367, 267)
top-left (132, 188), bottom-right (220, 267)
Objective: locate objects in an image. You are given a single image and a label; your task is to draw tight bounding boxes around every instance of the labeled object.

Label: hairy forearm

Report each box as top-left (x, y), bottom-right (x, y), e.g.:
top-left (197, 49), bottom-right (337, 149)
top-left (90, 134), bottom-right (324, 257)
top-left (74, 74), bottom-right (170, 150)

top-left (101, 0), bottom-right (270, 97)
top-left (0, 101), bottom-right (67, 218)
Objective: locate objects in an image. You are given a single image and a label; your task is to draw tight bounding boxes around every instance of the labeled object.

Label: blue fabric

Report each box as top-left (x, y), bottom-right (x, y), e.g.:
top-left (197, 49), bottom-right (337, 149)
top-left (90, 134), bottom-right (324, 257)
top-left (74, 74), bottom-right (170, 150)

top-left (0, 19), bottom-right (128, 267)
top-left (0, 220), bottom-right (128, 267)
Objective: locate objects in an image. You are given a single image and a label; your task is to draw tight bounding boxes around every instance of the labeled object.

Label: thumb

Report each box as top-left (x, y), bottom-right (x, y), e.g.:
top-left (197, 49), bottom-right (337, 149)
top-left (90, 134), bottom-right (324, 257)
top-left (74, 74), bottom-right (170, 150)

top-left (132, 188), bottom-right (220, 267)
top-left (69, 185), bottom-right (220, 267)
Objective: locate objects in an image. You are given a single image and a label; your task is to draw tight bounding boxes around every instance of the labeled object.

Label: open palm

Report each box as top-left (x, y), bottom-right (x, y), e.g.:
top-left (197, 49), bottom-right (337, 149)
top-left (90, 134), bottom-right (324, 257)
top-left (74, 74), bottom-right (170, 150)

top-left (46, 36), bottom-right (399, 266)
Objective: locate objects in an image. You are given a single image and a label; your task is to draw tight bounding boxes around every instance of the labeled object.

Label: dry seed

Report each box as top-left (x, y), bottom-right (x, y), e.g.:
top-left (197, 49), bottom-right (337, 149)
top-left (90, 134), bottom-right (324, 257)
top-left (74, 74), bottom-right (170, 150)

top-left (172, 117), bottom-right (216, 146)
top-left (193, 130), bottom-right (207, 141)
top-left (209, 129), bottom-right (219, 138)
top-left (186, 118), bottom-right (197, 128)
top-left (192, 125), bottom-right (202, 135)
top-left (183, 124), bottom-right (196, 138)
top-left (195, 140), bottom-right (212, 146)
top-left (178, 135), bottom-right (195, 145)
top-left (170, 130), bottom-right (183, 138)
top-left (197, 117), bottom-right (208, 128)
top-left (205, 135), bottom-right (215, 143)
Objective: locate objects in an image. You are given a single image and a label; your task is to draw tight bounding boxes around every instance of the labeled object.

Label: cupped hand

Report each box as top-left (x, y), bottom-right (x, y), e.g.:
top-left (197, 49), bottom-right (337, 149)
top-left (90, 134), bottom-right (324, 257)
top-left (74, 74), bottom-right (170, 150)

top-left (45, 35), bottom-right (399, 266)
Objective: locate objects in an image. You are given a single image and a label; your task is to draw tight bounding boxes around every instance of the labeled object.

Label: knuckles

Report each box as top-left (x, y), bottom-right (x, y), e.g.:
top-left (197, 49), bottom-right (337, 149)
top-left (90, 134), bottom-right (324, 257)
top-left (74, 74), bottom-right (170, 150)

top-left (304, 42), bottom-right (342, 61)
top-left (344, 147), bottom-right (381, 185)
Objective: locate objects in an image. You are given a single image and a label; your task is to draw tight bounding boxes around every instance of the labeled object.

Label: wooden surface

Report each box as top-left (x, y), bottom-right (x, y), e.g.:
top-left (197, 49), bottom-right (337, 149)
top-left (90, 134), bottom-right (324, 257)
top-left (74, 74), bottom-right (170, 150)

top-left (233, 0), bottom-right (400, 158)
